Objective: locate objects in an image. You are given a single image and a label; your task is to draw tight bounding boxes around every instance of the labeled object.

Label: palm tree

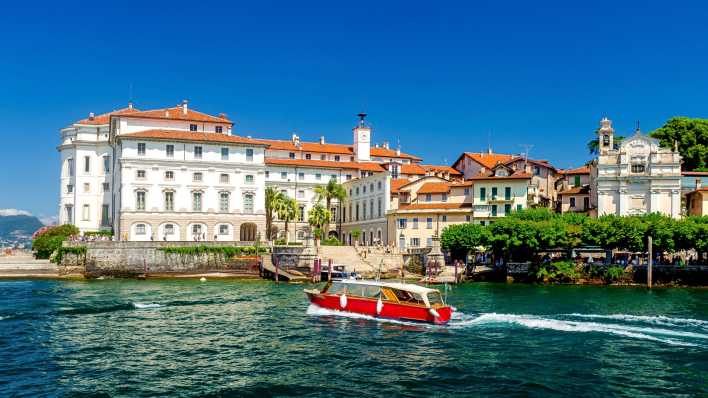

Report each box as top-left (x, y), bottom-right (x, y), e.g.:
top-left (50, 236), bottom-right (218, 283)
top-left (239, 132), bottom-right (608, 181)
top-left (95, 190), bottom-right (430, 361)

top-left (313, 179), bottom-right (347, 238)
top-left (265, 187), bottom-right (284, 241)
top-left (276, 197), bottom-right (298, 244)
top-left (307, 203), bottom-right (331, 241)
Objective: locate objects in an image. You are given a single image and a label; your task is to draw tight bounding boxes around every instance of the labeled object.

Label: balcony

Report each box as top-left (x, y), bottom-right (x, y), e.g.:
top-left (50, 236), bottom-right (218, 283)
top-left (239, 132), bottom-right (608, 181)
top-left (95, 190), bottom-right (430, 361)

top-left (487, 195), bottom-right (513, 204)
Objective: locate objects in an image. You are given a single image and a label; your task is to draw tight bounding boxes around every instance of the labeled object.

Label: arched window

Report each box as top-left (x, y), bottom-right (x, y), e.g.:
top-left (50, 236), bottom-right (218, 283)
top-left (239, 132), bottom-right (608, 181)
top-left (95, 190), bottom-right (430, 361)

top-left (243, 194), bottom-right (254, 214)
top-left (219, 192), bottom-right (230, 212)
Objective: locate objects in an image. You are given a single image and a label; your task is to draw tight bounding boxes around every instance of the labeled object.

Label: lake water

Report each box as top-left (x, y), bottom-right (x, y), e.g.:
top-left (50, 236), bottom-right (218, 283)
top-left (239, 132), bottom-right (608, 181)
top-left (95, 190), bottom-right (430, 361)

top-left (0, 280), bottom-right (706, 397)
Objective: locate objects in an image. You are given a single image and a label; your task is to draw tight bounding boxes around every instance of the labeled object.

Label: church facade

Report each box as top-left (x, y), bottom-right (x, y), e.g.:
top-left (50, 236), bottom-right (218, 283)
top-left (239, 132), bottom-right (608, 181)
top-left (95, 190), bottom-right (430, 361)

top-left (593, 118), bottom-right (682, 218)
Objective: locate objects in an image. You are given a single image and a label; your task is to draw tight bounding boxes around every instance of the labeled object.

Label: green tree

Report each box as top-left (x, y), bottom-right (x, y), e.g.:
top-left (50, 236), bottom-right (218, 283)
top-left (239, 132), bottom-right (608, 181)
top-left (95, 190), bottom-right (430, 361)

top-left (275, 197), bottom-right (297, 244)
top-left (650, 117), bottom-right (708, 171)
top-left (314, 179), bottom-right (347, 237)
top-left (265, 187), bottom-right (284, 240)
top-left (587, 130), bottom-right (624, 155)
top-left (307, 204), bottom-right (331, 240)
top-left (441, 223), bottom-right (490, 260)
top-left (32, 224), bottom-right (79, 259)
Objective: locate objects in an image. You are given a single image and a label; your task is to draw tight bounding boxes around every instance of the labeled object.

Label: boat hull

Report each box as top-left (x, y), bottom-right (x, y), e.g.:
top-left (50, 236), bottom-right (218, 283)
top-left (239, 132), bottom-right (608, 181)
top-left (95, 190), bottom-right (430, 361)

top-left (306, 292), bottom-right (452, 324)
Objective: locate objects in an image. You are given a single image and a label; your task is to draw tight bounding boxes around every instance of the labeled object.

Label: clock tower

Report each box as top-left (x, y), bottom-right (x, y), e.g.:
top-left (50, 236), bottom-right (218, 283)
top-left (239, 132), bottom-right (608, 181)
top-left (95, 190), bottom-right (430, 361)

top-left (353, 113), bottom-right (371, 161)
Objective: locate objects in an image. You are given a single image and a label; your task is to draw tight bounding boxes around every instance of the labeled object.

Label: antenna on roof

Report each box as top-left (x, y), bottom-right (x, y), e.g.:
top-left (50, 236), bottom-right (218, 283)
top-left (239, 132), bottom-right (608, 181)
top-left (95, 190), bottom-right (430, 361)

top-left (487, 130), bottom-right (492, 154)
top-left (519, 144), bottom-right (534, 171)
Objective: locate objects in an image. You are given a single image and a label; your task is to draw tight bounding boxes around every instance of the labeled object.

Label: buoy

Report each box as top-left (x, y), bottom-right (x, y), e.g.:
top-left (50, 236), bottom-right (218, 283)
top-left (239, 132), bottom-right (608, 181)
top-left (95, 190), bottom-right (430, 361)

top-left (429, 308), bottom-right (440, 318)
top-left (200, 277), bottom-right (206, 282)
top-left (340, 293), bottom-right (348, 309)
top-left (376, 297), bottom-right (383, 315)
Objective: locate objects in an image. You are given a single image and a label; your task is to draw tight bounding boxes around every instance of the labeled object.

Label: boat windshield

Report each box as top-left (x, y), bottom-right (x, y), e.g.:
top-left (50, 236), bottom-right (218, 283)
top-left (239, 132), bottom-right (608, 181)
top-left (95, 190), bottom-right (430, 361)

top-left (427, 291), bottom-right (445, 306)
top-left (326, 283), bottom-right (381, 298)
top-left (392, 289), bottom-right (425, 305)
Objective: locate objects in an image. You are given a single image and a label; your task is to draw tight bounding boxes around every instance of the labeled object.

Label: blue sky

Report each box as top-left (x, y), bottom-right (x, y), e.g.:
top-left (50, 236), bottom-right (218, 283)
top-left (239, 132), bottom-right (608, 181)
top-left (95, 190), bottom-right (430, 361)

top-left (1, 0), bottom-right (707, 220)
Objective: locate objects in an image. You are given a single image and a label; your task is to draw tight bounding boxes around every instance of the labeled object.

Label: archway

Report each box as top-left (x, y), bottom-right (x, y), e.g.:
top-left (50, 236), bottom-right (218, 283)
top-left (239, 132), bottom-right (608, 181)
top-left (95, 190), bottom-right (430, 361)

top-left (240, 223), bottom-right (257, 241)
top-left (328, 230), bottom-right (339, 239)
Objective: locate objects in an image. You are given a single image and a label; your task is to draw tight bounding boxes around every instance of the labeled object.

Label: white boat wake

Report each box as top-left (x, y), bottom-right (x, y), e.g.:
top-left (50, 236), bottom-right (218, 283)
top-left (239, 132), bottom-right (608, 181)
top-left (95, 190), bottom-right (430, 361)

top-left (306, 304), bottom-right (707, 347)
top-left (132, 302), bottom-right (164, 309)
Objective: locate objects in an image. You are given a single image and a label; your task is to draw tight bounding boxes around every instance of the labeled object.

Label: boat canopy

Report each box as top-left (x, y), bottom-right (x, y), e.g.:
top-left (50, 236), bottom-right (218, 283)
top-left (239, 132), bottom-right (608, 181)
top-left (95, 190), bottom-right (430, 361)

top-left (330, 279), bottom-right (443, 307)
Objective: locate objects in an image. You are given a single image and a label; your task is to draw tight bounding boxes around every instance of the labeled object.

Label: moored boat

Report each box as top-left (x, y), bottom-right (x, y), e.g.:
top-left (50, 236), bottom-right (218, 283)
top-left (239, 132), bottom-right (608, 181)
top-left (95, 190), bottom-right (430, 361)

top-left (304, 279), bottom-right (453, 324)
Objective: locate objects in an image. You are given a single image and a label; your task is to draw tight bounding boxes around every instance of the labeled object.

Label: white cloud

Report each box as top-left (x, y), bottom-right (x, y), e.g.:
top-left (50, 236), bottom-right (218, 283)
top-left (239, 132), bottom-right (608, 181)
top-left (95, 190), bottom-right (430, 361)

top-left (0, 208), bottom-right (33, 217)
top-left (39, 215), bottom-right (58, 225)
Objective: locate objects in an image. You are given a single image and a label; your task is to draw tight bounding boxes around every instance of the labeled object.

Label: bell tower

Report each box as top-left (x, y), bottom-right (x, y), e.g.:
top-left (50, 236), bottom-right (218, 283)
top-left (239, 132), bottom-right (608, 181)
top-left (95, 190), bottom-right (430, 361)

top-left (353, 113), bottom-right (371, 161)
top-left (598, 117), bottom-right (614, 155)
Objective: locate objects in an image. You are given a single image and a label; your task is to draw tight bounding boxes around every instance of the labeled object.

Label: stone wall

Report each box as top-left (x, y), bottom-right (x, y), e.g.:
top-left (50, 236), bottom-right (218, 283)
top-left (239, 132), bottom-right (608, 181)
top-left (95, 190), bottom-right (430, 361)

top-left (271, 245), bottom-right (316, 273)
top-left (62, 241), bottom-right (262, 278)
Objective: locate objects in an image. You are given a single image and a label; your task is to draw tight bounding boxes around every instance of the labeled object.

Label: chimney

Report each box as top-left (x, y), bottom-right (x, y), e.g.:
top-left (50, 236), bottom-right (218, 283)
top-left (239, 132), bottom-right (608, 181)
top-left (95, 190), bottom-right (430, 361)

top-left (88, 112), bottom-right (95, 120)
top-left (218, 113), bottom-right (227, 119)
top-left (319, 136), bottom-right (325, 145)
top-left (382, 141), bottom-right (389, 149)
top-left (697, 178), bottom-right (702, 190)
top-left (128, 101), bottom-right (133, 109)
top-left (396, 147), bottom-right (401, 156)
top-left (291, 133), bottom-right (300, 147)
top-left (181, 99), bottom-right (188, 115)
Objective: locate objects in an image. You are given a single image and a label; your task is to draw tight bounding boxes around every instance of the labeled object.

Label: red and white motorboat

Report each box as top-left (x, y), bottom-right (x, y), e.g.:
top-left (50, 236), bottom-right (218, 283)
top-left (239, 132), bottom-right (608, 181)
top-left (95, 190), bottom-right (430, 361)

top-left (304, 279), bottom-right (453, 325)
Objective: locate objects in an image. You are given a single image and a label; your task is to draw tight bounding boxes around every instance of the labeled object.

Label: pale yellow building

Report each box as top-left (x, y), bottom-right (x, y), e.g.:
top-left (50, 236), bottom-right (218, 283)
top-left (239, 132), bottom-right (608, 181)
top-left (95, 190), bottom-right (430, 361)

top-left (686, 188), bottom-right (708, 216)
top-left (387, 176), bottom-right (473, 249)
top-left (467, 165), bottom-right (531, 225)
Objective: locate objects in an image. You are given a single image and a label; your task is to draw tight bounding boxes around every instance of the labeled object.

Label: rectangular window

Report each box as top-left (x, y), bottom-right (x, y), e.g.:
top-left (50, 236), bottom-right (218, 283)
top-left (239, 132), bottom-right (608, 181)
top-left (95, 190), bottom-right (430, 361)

top-left (320, 154), bottom-right (326, 160)
top-left (103, 156), bottom-right (110, 173)
top-left (298, 172), bottom-right (305, 180)
top-left (330, 174), bottom-right (337, 181)
top-left (65, 205), bottom-right (73, 224)
top-left (411, 238), bottom-right (420, 247)
top-left (84, 156), bottom-right (91, 173)
top-left (442, 215), bottom-right (447, 222)
top-left (583, 197), bottom-right (589, 210)
top-left (83, 183), bottom-right (90, 193)
top-left (442, 193), bottom-right (448, 202)
top-left (504, 204), bottom-right (511, 214)
top-left (569, 197), bottom-right (576, 208)
top-left (412, 218), bottom-right (419, 229)
top-left (67, 158), bottom-right (75, 177)
top-left (334, 155), bottom-right (340, 161)
top-left (377, 198), bottom-right (382, 217)
top-left (244, 194), bottom-right (254, 214)
top-left (194, 146), bottom-right (202, 159)
top-left (101, 204), bottom-right (110, 226)
top-left (220, 173), bottom-right (230, 184)
top-left (297, 190), bottom-right (305, 199)
top-left (136, 224), bottom-right (146, 235)
top-left (574, 175), bottom-right (581, 187)
top-left (138, 143), bottom-right (146, 156)
top-left (215, 125), bottom-right (223, 133)
top-left (464, 188), bottom-right (470, 195)
top-left (166, 144), bottom-right (174, 157)
top-left (398, 218), bottom-right (407, 229)
top-left (82, 204), bottom-right (90, 220)
top-left (136, 191), bottom-right (146, 210)
top-left (289, 152), bottom-right (295, 159)
top-left (517, 204), bottom-right (523, 211)
top-left (165, 171), bottom-right (174, 180)
top-left (305, 153), bottom-right (311, 160)
top-left (480, 187), bottom-right (486, 201)
top-left (491, 205), bottom-right (497, 217)
top-left (246, 148), bottom-right (254, 161)
top-left (102, 182), bottom-right (109, 192)
top-left (315, 173), bottom-right (322, 181)
top-left (491, 187), bottom-right (498, 199)
top-left (165, 224), bottom-right (175, 235)
top-left (245, 175), bottom-right (254, 184)
top-left (298, 205), bottom-right (305, 222)
top-left (219, 224), bottom-right (228, 235)
top-left (67, 184), bottom-right (73, 193)
top-left (265, 171), bottom-right (270, 178)
top-left (425, 193), bottom-right (432, 202)
top-left (466, 215), bottom-right (471, 222)
top-left (221, 147), bottom-right (229, 160)
top-left (165, 191), bottom-right (174, 211)
top-left (137, 170), bottom-right (146, 179)
top-left (281, 172), bottom-right (287, 180)
top-left (427, 217), bottom-right (433, 229)
top-left (193, 192), bottom-right (202, 211)
top-left (219, 192), bottom-right (230, 212)
top-left (190, 124), bottom-right (198, 131)
top-left (505, 187), bottom-right (511, 200)
top-left (193, 172), bottom-right (202, 182)
top-left (427, 237), bottom-right (433, 247)
top-left (533, 165), bottom-right (540, 176)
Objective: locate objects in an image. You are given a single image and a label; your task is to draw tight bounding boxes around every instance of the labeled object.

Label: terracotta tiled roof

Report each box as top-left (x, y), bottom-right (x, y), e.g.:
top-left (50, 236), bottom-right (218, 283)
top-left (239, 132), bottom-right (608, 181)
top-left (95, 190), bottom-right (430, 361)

top-left (558, 185), bottom-right (591, 195)
top-left (265, 157), bottom-right (385, 172)
top-left (400, 163), bottom-right (426, 175)
top-left (421, 164), bottom-right (463, 175)
top-left (75, 106), bottom-right (141, 125)
top-left (559, 165), bottom-right (591, 175)
top-left (416, 182), bottom-right (451, 194)
top-left (504, 157), bottom-right (558, 173)
top-left (686, 187), bottom-right (708, 195)
top-left (118, 130), bottom-right (265, 146)
top-left (390, 178), bottom-right (411, 193)
top-left (683, 171), bottom-right (708, 176)
top-left (398, 203), bottom-right (472, 211)
top-left (455, 152), bottom-right (516, 169)
top-left (118, 105), bottom-right (231, 124)
top-left (256, 139), bottom-right (422, 161)
top-left (466, 171), bottom-right (532, 181)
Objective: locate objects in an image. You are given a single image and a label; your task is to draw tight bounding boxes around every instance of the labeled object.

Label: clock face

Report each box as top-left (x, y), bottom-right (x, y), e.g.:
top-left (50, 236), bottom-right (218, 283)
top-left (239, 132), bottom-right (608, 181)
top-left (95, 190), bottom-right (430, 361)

top-left (359, 131), bottom-right (369, 141)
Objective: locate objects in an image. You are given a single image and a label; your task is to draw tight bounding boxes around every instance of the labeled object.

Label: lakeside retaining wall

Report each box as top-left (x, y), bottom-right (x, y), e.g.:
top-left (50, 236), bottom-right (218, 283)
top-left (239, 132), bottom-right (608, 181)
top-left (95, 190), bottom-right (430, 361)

top-left (61, 241), bottom-right (261, 278)
top-left (271, 245), bottom-right (316, 273)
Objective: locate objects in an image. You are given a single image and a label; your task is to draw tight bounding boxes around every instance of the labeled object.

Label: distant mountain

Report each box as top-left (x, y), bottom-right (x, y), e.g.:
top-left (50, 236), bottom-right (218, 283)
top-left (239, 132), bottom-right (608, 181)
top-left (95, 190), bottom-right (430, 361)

top-left (0, 215), bottom-right (45, 246)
